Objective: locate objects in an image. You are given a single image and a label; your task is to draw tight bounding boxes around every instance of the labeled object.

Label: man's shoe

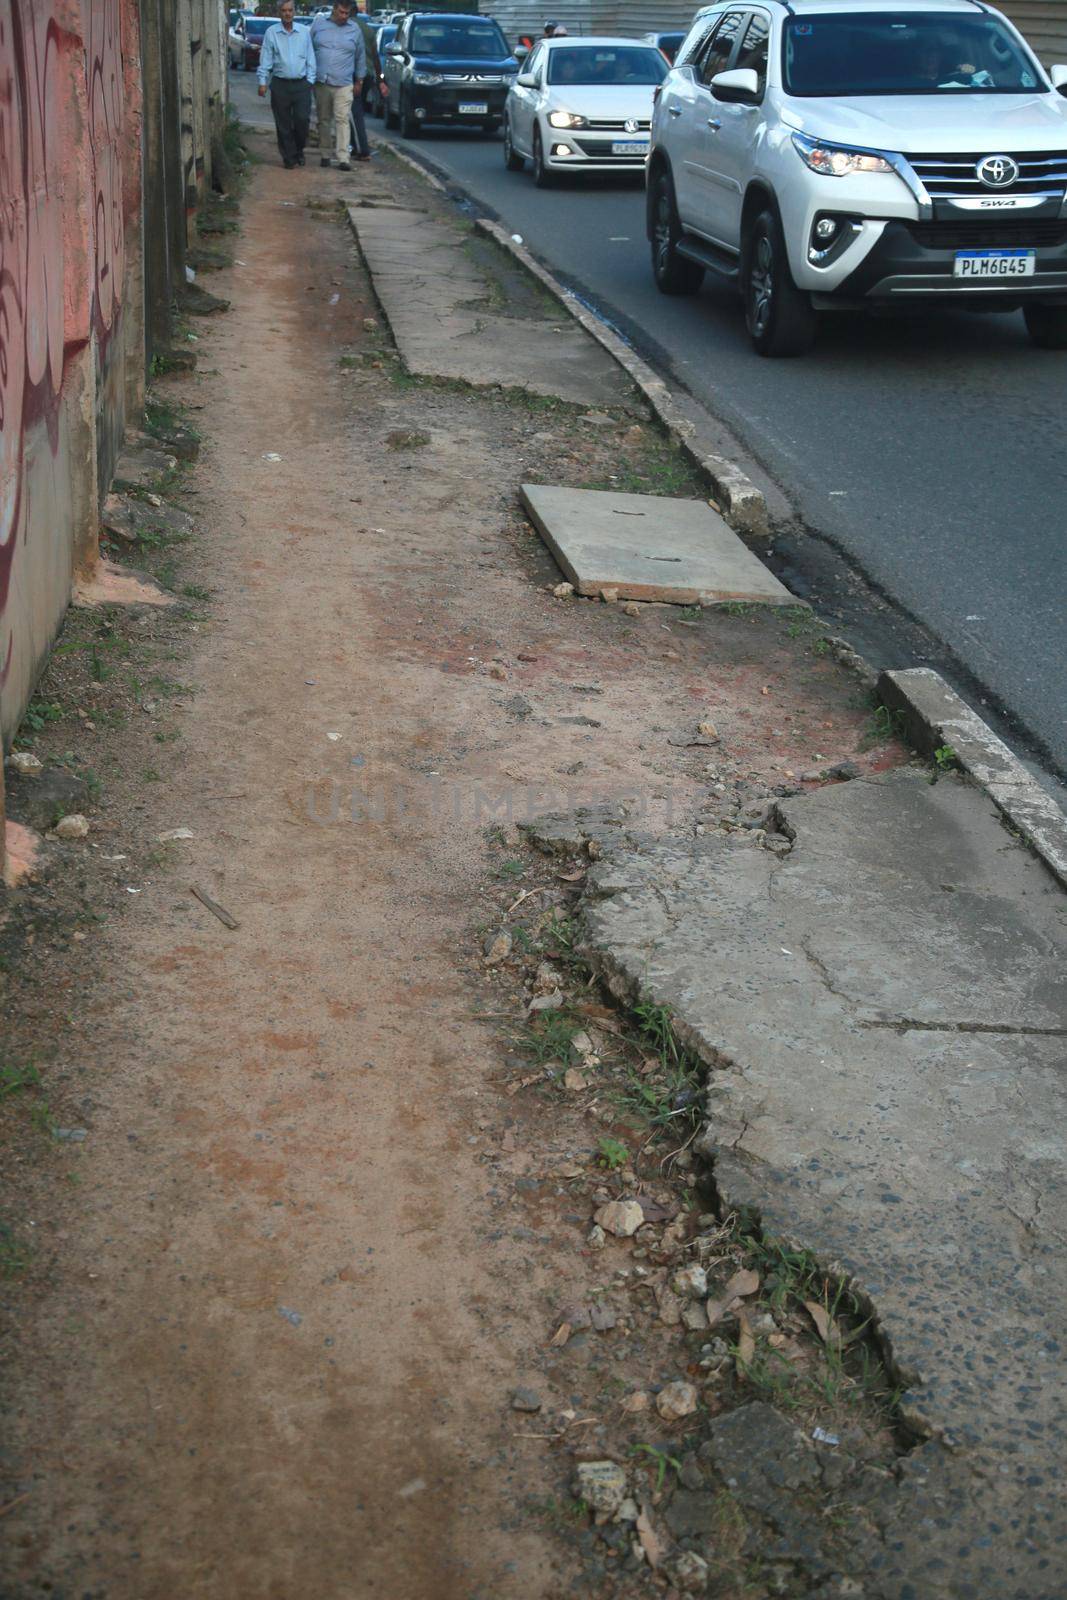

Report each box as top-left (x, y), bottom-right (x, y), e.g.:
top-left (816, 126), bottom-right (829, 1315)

top-left (283, 159), bottom-right (295, 169)
top-left (295, 155), bottom-right (306, 166)
top-left (355, 154), bottom-right (371, 162)
top-left (320, 156), bottom-right (330, 167)
top-left (337, 161), bottom-right (352, 171)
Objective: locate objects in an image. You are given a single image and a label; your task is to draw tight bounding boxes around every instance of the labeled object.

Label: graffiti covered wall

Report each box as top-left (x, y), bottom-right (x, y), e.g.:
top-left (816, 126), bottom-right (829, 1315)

top-left (0, 0), bottom-right (138, 743)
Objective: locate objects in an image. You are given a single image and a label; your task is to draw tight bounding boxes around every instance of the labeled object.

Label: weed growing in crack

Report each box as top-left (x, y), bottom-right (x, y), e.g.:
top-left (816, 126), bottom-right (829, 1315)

top-left (595, 1135), bottom-right (629, 1171)
top-left (629, 1443), bottom-right (682, 1492)
top-left (514, 1010), bottom-right (579, 1067)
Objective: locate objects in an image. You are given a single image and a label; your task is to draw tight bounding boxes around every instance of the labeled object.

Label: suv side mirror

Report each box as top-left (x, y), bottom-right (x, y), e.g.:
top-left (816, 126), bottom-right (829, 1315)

top-left (710, 66), bottom-right (759, 102)
top-left (1050, 63), bottom-right (1067, 91)
top-left (386, 43), bottom-right (403, 57)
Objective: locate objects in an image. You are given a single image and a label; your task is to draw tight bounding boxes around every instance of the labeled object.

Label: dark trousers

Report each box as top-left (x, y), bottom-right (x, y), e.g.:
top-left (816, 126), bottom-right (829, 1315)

top-left (348, 85), bottom-right (370, 158)
top-left (270, 78), bottom-right (311, 165)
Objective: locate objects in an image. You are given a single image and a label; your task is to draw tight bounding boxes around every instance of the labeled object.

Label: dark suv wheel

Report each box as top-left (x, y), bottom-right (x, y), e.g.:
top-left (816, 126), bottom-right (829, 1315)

top-left (650, 169), bottom-right (704, 296)
top-left (1024, 302), bottom-right (1067, 350)
top-left (400, 92), bottom-right (419, 138)
top-left (743, 208), bottom-right (816, 357)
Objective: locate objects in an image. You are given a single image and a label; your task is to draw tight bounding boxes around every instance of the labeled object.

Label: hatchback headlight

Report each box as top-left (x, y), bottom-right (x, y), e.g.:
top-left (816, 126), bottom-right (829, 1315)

top-left (548, 110), bottom-right (588, 129)
top-left (413, 71), bottom-right (443, 85)
top-left (791, 132), bottom-right (893, 177)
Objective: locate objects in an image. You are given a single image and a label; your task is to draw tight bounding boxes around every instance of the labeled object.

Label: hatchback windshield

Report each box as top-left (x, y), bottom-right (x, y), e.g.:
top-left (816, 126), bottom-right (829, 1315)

top-left (409, 20), bottom-right (509, 57)
top-left (245, 18), bottom-right (272, 38)
top-left (547, 45), bottom-right (667, 85)
top-left (783, 12), bottom-right (1043, 96)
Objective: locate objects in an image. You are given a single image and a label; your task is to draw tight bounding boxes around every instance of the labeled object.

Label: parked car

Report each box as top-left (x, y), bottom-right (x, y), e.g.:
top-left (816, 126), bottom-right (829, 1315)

top-left (228, 10), bottom-right (246, 68)
top-left (504, 36), bottom-right (667, 185)
top-left (643, 30), bottom-right (686, 65)
top-left (647, 0), bottom-right (1067, 355)
top-left (383, 12), bottom-right (518, 136)
top-left (240, 15), bottom-right (274, 72)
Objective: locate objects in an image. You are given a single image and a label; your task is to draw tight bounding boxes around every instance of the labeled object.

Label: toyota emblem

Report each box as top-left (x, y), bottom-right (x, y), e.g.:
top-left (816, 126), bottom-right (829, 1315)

top-left (976, 153), bottom-right (1019, 188)
top-left (624, 118), bottom-right (640, 133)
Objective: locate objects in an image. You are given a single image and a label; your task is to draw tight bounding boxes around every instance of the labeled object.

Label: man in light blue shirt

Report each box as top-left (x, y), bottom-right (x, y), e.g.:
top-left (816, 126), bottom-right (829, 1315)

top-left (257, 1), bottom-right (316, 169)
top-left (310, 0), bottom-right (367, 171)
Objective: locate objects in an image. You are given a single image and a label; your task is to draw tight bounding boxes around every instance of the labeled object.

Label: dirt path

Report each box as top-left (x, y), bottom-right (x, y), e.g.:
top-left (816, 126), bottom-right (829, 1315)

top-left (1, 161), bottom-right (901, 1599)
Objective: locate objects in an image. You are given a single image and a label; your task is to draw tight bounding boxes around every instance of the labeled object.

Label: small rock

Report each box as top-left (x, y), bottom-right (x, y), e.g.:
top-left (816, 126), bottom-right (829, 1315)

top-left (697, 720), bottom-right (718, 740)
top-left (615, 1497), bottom-right (639, 1524)
top-left (667, 1550), bottom-right (709, 1593)
top-left (574, 1460), bottom-right (628, 1519)
top-left (586, 1224), bottom-right (607, 1251)
top-left (277, 1305), bottom-right (302, 1327)
top-left (533, 961), bottom-right (562, 993)
top-left (621, 601), bottom-right (641, 618)
top-left (580, 411), bottom-right (614, 427)
top-left (750, 1311), bottom-right (777, 1337)
top-left (363, 317), bottom-right (378, 331)
top-left (528, 990), bottom-right (564, 1013)
top-left (655, 1284), bottom-right (683, 1326)
top-left (682, 1301), bottom-right (709, 1332)
top-left (511, 1387), bottom-right (542, 1413)
top-left (489, 664), bottom-right (508, 681)
top-left (157, 827), bottom-right (194, 843)
top-left (599, 587), bottom-right (619, 604)
top-left (656, 1380), bottom-right (699, 1421)
top-left (620, 1390), bottom-right (650, 1414)
top-left (671, 1264), bottom-right (708, 1300)
top-left (699, 1337), bottom-right (732, 1373)
top-left (563, 1067), bottom-right (589, 1092)
top-left (570, 1029), bottom-right (594, 1056)
top-left (594, 1200), bottom-right (645, 1238)
top-left (53, 813), bottom-right (90, 840)
top-left (622, 425), bottom-right (644, 445)
top-left (553, 582), bottom-right (574, 599)
top-left (590, 1303), bottom-right (616, 1332)
top-left (52, 1127), bottom-right (88, 1143)
top-left (6, 751), bottom-right (43, 777)
top-left (483, 929), bottom-right (512, 965)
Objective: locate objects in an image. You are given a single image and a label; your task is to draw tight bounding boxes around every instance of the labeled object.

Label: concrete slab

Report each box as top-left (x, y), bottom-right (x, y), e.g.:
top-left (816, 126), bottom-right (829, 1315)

top-left (345, 206), bottom-right (624, 407)
top-left (521, 483), bottom-right (792, 605)
top-left (570, 768), bottom-right (1067, 1597)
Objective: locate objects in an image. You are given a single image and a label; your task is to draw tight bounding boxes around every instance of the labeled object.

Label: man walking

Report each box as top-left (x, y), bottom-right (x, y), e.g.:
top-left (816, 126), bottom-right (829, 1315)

top-left (311, 0), bottom-right (367, 172)
top-left (257, 1), bottom-right (315, 169)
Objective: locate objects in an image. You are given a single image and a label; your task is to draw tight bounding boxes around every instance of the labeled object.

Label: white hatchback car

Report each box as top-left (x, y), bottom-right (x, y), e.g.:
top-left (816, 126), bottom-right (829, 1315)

top-left (504, 36), bottom-right (669, 185)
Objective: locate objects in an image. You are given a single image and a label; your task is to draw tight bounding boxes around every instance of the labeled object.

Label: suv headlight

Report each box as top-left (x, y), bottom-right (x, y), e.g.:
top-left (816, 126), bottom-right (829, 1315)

top-left (791, 132), bottom-right (893, 177)
top-left (548, 110), bottom-right (588, 129)
top-left (413, 71), bottom-right (443, 85)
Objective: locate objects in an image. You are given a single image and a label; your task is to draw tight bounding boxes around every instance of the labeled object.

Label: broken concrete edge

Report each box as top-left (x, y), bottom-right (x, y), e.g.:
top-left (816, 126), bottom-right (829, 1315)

top-left (369, 134), bottom-right (448, 194)
top-left (342, 203), bottom-right (405, 363)
top-left (475, 218), bottom-right (769, 538)
top-left (518, 810), bottom-right (923, 1434)
top-left (879, 667), bottom-right (1067, 890)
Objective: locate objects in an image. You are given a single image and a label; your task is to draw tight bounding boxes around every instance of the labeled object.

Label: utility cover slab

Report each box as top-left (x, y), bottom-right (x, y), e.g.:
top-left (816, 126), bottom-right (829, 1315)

top-left (521, 484), bottom-right (791, 605)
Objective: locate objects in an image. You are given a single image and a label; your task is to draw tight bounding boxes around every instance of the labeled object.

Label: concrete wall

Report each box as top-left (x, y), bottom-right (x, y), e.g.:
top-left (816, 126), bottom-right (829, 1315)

top-left (0, 0), bottom-right (226, 872)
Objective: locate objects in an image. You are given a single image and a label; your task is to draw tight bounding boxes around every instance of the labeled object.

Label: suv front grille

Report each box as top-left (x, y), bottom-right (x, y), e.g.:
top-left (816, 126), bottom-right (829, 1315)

top-left (907, 219), bottom-right (1067, 249)
top-left (906, 149), bottom-right (1067, 198)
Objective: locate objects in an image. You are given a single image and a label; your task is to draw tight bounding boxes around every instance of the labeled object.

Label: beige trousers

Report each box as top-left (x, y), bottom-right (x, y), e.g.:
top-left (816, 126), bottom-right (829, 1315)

top-left (315, 82), bottom-right (354, 164)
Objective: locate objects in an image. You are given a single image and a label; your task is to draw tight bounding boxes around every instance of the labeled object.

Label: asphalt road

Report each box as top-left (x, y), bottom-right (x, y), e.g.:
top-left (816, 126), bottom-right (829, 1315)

top-left (233, 70), bottom-right (1067, 784)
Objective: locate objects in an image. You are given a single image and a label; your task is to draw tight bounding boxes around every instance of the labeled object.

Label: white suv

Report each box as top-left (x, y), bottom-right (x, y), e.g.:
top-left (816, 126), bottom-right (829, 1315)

top-left (647, 0), bottom-right (1067, 354)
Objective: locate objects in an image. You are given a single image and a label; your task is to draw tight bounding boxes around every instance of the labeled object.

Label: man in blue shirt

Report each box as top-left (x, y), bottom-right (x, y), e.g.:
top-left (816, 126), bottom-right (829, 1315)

top-left (310, 0), bottom-right (367, 172)
top-left (257, 1), bottom-right (316, 168)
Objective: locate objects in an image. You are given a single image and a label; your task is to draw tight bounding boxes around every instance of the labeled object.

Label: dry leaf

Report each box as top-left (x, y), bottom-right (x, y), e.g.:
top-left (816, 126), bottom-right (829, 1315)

top-left (725, 1267), bottom-right (760, 1300)
top-left (735, 1309), bottom-right (755, 1371)
top-left (556, 868), bottom-right (586, 882)
top-left (804, 1300), bottom-right (841, 1350)
top-left (635, 1507), bottom-right (665, 1569)
top-left (548, 1322), bottom-right (572, 1348)
top-left (621, 1391), bottom-right (651, 1415)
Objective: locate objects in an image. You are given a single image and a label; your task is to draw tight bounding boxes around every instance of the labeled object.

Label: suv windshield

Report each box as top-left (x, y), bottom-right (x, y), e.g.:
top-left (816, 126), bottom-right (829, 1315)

top-left (409, 20), bottom-right (509, 57)
top-left (783, 12), bottom-right (1043, 96)
top-left (547, 45), bottom-right (667, 85)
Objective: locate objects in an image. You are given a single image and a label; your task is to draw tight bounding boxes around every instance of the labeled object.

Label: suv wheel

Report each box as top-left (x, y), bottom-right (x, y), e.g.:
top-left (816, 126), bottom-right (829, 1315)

top-left (504, 118), bottom-right (524, 171)
top-left (533, 128), bottom-right (553, 188)
top-left (1024, 302), bottom-right (1067, 350)
top-left (650, 170), bottom-right (704, 296)
top-left (400, 93), bottom-right (419, 138)
top-left (743, 209), bottom-right (816, 358)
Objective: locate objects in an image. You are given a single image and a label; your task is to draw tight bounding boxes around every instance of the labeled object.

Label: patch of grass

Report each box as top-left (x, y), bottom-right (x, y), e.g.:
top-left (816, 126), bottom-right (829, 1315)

top-left (629, 1443), bottom-right (682, 1493)
top-left (532, 1495), bottom-right (589, 1531)
top-left (514, 1009), bottom-right (579, 1066)
top-left (542, 914), bottom-right (580, 962)
top-left (0, 1221), bottom-right (30, 1280)
top-left (492, 858), bottom-right (526, 881)
top-left (18, 698), bottom-right (64, 737)
top-left (596, 1135), bottom-right (629, 1171)
top-left (718, 600), bottom-right (759, 617)
top-left (861, 700), bottom-right (907, 750)
top-left (142, 767), bottom-right (162, 783)
top-left (0, 1060), bottom-right (43, 1102)
top-left (386, 429), bottom-right (431, 451)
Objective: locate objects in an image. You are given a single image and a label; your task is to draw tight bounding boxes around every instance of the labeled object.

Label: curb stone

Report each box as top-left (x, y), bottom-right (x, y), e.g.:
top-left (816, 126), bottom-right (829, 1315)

top-left (879, 667), bottom-right (1067, 889)
top-left (368, 135), bottom-right (768, 534)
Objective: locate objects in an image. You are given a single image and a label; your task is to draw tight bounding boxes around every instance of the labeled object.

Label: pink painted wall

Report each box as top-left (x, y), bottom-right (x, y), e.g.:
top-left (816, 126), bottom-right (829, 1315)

top-left (0, 0), bottom-right (138, 742)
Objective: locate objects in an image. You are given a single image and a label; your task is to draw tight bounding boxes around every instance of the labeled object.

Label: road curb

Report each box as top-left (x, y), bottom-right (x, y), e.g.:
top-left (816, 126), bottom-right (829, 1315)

top-left (879, 667), bottom-right (1067, 888)
top-left (369, 135), bottom-right (768, 535)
